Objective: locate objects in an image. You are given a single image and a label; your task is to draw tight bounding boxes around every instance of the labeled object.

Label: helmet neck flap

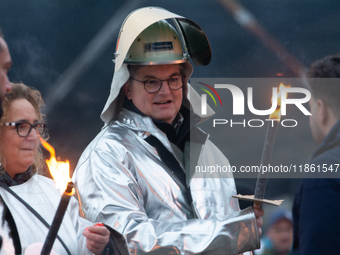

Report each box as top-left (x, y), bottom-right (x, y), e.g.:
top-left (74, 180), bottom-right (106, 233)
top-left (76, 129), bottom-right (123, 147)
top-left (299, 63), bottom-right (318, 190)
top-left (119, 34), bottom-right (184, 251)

top-left (101, 7), bottom-right (213, 125)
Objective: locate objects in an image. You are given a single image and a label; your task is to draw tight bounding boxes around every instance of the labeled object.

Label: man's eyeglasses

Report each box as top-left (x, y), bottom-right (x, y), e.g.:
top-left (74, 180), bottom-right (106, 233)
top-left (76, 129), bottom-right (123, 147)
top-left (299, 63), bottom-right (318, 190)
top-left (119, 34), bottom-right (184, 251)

top-left (3, 122), bottom-right (46, 137)
top-left (130, 74), bottom-right (184, 93)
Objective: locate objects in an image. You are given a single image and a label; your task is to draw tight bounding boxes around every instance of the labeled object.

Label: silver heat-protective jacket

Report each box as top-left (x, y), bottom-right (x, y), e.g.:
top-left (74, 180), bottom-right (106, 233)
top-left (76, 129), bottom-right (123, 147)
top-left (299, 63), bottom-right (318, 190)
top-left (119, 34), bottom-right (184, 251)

top-left (0, 174), bottom-right (93, 255)
top-left (73, 109), bottom-right (260, 254)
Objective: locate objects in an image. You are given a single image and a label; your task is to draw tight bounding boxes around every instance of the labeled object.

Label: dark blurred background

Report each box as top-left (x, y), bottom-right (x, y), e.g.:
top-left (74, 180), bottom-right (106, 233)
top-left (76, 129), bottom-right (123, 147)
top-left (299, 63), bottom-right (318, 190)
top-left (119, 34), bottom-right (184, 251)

top-left (1, 0), bottom-right (339, 224)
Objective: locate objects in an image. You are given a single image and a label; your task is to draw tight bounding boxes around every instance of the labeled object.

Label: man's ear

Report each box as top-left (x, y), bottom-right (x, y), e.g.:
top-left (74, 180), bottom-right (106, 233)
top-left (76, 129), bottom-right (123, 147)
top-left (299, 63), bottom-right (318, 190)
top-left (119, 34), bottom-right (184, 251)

top-left (123, 82), bottom-right (132, 100)
top-left (317, 99), bottom-right (328, 125)
top-left (317, 99), bottom-right (338, 136)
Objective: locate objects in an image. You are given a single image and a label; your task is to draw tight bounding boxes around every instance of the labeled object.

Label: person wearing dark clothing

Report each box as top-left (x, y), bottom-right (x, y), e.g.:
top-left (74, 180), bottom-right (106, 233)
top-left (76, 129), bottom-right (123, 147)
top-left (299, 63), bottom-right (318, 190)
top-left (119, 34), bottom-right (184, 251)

top-left (293, 120), bottom-right (340, 254)
top-left (292, 53), bottom-right (340, 254)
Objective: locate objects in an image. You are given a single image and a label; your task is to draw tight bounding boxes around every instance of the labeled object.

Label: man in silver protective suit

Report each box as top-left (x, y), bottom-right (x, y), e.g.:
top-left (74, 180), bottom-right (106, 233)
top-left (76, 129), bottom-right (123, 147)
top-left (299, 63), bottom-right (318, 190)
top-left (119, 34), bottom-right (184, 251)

top-left (73, 7), bottom-right (264, 255)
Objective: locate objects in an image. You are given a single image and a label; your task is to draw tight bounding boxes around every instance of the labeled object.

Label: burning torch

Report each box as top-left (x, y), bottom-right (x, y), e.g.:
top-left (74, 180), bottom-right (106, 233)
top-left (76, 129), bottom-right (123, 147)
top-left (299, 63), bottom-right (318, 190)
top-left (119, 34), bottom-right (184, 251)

top-left (233, 83), bottom-right (289, 207)
top-left (39, 137), bottom-right (74, 255)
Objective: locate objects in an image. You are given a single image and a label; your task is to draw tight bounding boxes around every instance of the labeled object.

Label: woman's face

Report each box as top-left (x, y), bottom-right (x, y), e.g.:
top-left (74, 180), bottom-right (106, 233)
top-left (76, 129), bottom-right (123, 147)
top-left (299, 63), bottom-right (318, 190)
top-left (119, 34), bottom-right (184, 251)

top-left (0, 98), bottom-right (39, 178)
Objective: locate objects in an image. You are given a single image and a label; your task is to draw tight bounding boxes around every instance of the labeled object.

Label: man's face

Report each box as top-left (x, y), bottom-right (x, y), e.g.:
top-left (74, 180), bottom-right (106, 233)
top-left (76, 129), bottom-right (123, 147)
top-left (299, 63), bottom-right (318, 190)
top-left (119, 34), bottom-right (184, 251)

top-left (0, 37), bottom-right (12, 100)
top-left (124, 64), bottom-right (183, 124)
top-left (309, 95), bottom-right (324, 145)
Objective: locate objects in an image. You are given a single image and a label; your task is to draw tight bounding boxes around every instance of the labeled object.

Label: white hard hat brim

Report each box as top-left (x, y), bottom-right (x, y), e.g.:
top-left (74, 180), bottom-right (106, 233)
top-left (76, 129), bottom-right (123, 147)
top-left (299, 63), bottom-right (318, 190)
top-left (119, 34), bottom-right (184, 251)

top-left (114, 7), bottom-right (184, 72)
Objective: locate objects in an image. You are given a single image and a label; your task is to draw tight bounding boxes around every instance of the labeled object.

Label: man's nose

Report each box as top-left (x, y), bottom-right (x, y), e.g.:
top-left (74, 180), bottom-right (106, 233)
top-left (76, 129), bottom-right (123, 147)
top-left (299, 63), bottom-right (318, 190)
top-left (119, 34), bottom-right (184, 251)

top-left (158, 81), bottom-right (171, 94)
top-left (5, 79), bottom-right (11, 93)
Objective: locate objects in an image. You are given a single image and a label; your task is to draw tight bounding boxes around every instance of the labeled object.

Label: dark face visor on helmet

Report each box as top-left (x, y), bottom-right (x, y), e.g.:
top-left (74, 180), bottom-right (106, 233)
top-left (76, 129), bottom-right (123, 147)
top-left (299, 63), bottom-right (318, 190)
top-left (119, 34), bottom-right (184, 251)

top-left (174, 18), bottom-right (211, 66)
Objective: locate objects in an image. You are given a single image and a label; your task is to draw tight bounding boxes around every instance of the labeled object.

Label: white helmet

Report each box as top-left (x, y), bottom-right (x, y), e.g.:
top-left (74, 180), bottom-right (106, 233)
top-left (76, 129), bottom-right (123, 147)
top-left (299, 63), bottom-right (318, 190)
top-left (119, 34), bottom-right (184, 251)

top-left (124, 20), bottom-right (187, 65)
top-left (101, 7), bottom-right (213, 124)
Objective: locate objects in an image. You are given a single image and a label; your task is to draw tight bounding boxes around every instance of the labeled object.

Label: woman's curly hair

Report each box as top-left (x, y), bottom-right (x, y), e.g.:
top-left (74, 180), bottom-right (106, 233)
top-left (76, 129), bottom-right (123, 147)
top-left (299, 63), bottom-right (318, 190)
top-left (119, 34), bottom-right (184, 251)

top-left (0, 82), bottom-right (49, 175)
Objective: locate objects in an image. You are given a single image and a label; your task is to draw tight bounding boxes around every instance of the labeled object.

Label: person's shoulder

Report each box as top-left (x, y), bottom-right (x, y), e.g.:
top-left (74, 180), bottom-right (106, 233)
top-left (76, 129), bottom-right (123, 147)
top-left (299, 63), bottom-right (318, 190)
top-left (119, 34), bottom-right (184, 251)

top-left (307, 144), bottom-right (340, 180)
top-left (33, 174), bottom-right (61, 195)
top-left (76, 120), bottom-right (137, 167)
top-left (300, 174), bottom-right (340, 190)
top-left (86, 122), bottom-right (128, 149)
top-left (34, 174), bottom-right (54, 184)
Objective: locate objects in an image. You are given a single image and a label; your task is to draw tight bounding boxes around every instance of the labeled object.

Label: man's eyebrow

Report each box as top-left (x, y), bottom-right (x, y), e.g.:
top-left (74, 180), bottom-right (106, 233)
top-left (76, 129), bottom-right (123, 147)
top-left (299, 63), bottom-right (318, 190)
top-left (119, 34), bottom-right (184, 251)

top-left (143, 72), bottom-right (181, 79)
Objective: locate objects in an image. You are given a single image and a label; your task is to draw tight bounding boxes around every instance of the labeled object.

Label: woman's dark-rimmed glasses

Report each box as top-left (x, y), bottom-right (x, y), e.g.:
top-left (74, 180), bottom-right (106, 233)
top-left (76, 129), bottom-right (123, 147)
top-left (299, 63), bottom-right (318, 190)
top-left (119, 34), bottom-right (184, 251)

top-left (2, 122), bottom-right (46, 137)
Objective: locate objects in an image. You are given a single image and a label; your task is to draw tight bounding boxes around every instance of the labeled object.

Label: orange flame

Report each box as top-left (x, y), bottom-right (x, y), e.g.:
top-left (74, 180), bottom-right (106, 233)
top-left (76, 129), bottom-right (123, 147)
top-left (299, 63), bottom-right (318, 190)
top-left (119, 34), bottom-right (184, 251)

top-left (269, 83), bottom-right (290, 120)
top-left (39, 136), bottom-right (74, 195)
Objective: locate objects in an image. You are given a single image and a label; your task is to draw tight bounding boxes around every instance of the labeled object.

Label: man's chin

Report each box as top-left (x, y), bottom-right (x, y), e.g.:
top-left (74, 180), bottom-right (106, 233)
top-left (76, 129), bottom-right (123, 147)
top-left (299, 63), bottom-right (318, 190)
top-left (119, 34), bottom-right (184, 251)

top-left (153, 115), bottom-right (173, 124)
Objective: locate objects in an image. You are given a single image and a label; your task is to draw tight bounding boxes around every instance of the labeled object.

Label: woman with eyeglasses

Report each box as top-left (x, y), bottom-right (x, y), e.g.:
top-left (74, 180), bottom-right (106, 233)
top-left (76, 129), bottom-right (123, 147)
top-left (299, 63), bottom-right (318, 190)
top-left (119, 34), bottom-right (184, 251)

top-left (0, 83), bottom-right (124, 255)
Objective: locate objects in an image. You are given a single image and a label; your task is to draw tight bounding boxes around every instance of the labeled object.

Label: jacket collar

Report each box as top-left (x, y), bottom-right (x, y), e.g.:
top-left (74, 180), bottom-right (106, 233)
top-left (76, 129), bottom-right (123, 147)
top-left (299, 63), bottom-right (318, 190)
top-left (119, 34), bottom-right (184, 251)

top-left (312, 119), bottom-right (340, 159)
top-left (0, 167), bottom-right (33, 187)
top-left (120, 98), bottom-right (201, 151)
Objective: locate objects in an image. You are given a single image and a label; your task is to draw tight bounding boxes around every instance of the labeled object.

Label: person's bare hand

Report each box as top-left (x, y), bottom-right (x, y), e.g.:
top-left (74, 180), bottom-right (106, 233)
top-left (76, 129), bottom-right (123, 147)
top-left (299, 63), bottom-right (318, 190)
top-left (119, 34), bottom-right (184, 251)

top-left (253, 204), bottom-right (264, 235)
top-left (83, 223), bottom-right (110, 255)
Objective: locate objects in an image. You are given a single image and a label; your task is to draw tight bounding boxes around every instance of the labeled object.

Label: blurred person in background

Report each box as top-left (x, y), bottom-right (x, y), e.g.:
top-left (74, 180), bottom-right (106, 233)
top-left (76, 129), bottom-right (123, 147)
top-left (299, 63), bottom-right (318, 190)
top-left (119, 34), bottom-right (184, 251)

top-left (0, 82), bottom-right (121, 255)
top-left (73, 6), bottom-right (264, 255)
top-left (256, 209), bottom-right (293, 255)
top-left (293, 52), bottom-right (340, 254)
top-left (0, 28), bottom-right (12, 117)
top-left (0, 26), bottom-right (12, 251)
